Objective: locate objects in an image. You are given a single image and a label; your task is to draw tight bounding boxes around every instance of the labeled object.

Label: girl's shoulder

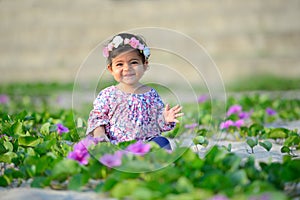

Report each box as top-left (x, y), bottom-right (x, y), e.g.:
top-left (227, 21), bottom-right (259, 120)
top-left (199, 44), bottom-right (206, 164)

top-left (97, 86), bottom-right (118, 97)
top-left (101, 85), bottom-right (117, 93)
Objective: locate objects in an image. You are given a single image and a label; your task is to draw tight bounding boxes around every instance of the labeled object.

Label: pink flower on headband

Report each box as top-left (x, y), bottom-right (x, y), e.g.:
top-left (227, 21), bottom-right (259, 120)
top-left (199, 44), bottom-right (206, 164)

top-left (103, 47), bottom-right (109, 58)
top-left (107, 43), bottom-right (113, 51)
top-left (138, 43), bottom-right (145, 50)
top-left (129, 37), bottom-right (140, 48)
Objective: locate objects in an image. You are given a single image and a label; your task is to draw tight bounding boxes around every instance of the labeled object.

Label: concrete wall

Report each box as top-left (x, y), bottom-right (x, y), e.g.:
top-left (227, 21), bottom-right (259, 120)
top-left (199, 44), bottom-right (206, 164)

top-left (1, 0), bottom-right (300, 85)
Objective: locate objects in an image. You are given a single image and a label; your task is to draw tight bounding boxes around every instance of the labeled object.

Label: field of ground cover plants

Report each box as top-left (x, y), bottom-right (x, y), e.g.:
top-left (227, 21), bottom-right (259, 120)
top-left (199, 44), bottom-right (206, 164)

top-left (0, 82), bottom-right (299, 200)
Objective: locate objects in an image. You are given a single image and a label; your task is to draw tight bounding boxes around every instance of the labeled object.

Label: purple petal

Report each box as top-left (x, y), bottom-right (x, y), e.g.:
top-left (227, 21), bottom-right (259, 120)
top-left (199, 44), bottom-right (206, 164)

top-left (67, 150), bottom-right (90, 165)
top-left (0, 94), bottom-right (9, 104)
top-left (233, 119), bottom-right (244, 128)
top-left (126, 140), bottom-right (151, 156)
top-left (197, 95), bottom-right (208, 103)
top-left (266, 107), bottom-right (276, 116)
top-left (56, 123), bottom-right (69, 134)
top-left (184, 123), bottom-right (198, 129)
top-left (100, 153), bottom-right (122, 168)
top-left (210, 195), bottom-right (229, 200)
top-left (220, 120), bottom-right (234, 129)
top-left (227, 104), bottom-right (242, 116)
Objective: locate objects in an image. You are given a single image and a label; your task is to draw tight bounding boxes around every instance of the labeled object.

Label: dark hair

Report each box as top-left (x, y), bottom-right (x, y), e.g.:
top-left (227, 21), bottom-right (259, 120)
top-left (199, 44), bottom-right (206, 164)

top-left (105, 33), bottom-right (149, 65)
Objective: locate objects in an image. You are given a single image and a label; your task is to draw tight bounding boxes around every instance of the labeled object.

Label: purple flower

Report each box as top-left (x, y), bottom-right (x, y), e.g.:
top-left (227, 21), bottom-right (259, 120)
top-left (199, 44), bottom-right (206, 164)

top-left (56, 123), bottom-right (69, 134)
top-left (99, 151), bottom-right (123, 168)
top-left (209, 195), bottom-right (229, 200)
top-left (0, 134), bottom-right (6, 139)
top-left (234, 119), bottom-right (244, 128)
top-left (0, 94), bottom-right (9, 104)
top-left (249, 193), bottom-right (271, 200)
top-left (184, 123), bottom-right (198, 129)
top-left (67, 149), bottom-right (90, 165)
top-left (126, 140), bottom-right (151, 156)
top-left (266, 107), bottom-right (276, 116)
top-left (220, 120), bottom-right (234, 129)
top-left (227, 104), bottom-right (242, 116)
top-left (67, 136), bottom-right (99, 165)
top-left (198, 94), bottom-right (208, 103)
top-left (238, 111), bottom-right (251, 119)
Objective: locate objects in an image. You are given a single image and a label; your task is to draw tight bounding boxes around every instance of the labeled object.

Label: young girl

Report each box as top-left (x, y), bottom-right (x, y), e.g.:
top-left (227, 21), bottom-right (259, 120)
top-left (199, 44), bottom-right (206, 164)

top-left (86, 33), bottom-right (183, 150)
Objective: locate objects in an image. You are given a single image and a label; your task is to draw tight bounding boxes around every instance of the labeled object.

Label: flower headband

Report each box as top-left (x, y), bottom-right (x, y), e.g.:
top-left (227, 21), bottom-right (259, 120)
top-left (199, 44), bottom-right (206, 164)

top-left (102, 35), bottom-right (151, 59)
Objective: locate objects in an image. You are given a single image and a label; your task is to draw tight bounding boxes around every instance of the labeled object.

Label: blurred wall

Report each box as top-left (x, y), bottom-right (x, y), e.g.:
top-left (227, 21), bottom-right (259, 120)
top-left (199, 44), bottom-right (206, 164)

top-left (1, 0), bottom-right (300, 84)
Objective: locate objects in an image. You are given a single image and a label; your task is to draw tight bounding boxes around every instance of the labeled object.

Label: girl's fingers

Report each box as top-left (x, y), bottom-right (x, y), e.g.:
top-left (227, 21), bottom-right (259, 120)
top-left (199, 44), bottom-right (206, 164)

top-left (165, 104), bottom-right (170, 112)
top-left (172, 105), bottom-right (182, 113)
top-left (175, 113), bottom-right (184, 117)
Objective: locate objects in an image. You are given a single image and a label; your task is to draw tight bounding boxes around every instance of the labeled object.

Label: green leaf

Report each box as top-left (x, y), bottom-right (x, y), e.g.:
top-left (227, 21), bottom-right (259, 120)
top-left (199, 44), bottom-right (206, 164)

top-left (131, 187), bottom-right (156, 200)
top-left (269, 128), bottom-right (288, 139)
top-left (52, 159), bottom-right (81, 181)
top-left (40, 122), bottom-right (50, 135)
top-left (12, 121), bottom-right (24, 136)
top-left (0, 143), bottom-right (8, 154)
top-left (111, 179), bottom-right (139, 198)
top-left (68, 173), bottom-right (89, 191)
top-left (0, 152), bottom-right (17, 163)
top-left (3, 141), bottom-right (13, 152)
top-left (15, 111), bottom-right (28, 121)
top-left (284, 135), bottom-right (300, 147)
top-left (281, 146), bottom-right (291, 154)
top-left (199, 171), bottom-right (232, 192)
top-left (249, 123), bottom-right (264, 136)
top-left (18, 136), bottom-right (42, 147)
top-left (101, 176), bottom-right (119, 192)
top-left (35, 139), bottom-right (56, 155)
top-left (222, 153), bottom-right (241, 172)
top-left (228, 170), bottom-right (249, 185)
top-left (259, 141), bottom-right (273, 152)
top-left (174, 177), bottom-right (194, 193)
top-left (246, 138), bottom-right (258, 148)
top-left (0, 141), bottom-right (14, 154)
top-left (193, 136), bottom-right (209, 147)
top-left (205, 146), bottom-right (227, 165)
top-left (0, 175), bottom-right (10, 187)
top-left (227, 143), bottom-right (232, 152)
top-left (31, 176), bottom-right (51, 188)
top-left (245, 180), bottom-right (275, 194)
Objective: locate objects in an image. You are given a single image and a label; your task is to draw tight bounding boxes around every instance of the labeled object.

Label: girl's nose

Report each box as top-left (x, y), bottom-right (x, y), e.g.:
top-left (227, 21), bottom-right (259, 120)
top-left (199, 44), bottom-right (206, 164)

top-left (123, 62), bottom-right (131, 70)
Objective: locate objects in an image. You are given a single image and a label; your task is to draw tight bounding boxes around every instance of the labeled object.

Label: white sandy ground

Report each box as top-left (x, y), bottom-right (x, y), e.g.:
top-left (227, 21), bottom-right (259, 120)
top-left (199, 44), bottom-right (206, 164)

top-left (0, 119), bottom-right (299, 199)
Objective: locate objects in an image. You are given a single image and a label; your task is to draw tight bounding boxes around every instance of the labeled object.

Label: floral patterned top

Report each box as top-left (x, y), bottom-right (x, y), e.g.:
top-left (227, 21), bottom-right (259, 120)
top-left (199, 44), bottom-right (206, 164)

top-left (86, 86), bottom-right (175, 144)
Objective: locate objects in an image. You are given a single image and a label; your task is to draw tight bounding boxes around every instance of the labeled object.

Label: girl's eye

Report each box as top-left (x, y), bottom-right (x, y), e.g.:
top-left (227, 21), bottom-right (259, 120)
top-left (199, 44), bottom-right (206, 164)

top-left (131, 61), bottom-right (139, 65)
top-left (116, 63), bottom-right (123, 67)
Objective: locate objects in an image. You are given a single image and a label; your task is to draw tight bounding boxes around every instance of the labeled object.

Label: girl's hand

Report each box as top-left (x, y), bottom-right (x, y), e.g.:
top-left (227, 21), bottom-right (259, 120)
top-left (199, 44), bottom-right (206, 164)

top-left (163, 104), bottom-right (184, 123)
top-left (92, 126), bottom-right (110, 142)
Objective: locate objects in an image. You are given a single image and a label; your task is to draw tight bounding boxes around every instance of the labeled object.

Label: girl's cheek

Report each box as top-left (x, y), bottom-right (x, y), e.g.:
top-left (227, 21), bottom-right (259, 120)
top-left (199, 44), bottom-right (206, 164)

top-left (112, 66), bottom-right (121, 72)
top-left (115, 68), bottom-right (122, 73)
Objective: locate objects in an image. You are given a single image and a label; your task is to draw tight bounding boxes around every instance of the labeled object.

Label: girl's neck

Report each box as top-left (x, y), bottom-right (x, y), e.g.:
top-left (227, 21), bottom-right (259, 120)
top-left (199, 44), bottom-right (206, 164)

top-left (116, 83), bottom-right (150, 94)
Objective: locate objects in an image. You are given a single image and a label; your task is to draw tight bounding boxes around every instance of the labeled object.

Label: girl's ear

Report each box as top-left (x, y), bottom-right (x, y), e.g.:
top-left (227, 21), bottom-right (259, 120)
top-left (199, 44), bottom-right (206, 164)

top-left (143, 60), bottom-right (149, 70)
top-left (107, 65), bottom-right (113, 73)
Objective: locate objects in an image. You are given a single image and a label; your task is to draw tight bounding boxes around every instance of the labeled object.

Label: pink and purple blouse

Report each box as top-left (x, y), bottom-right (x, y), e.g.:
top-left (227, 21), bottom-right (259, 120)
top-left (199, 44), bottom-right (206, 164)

top-left (86, 86), bottom-right (175, 144)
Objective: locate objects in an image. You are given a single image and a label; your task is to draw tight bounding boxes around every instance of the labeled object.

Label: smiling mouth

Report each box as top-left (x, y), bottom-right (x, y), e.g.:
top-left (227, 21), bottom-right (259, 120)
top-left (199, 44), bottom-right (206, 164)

top-left (124, 74), bottom-right (135, 77)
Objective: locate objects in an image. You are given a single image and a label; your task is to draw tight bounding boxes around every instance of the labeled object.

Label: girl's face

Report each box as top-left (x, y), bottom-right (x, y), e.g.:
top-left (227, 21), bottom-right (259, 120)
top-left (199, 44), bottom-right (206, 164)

top-left (108, 50), bottom-right (148, 88)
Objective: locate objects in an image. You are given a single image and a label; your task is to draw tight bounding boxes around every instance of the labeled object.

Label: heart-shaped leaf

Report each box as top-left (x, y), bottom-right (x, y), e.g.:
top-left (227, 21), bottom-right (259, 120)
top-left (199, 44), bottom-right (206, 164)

top-left (259, 141), bottom-right (272, 152)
